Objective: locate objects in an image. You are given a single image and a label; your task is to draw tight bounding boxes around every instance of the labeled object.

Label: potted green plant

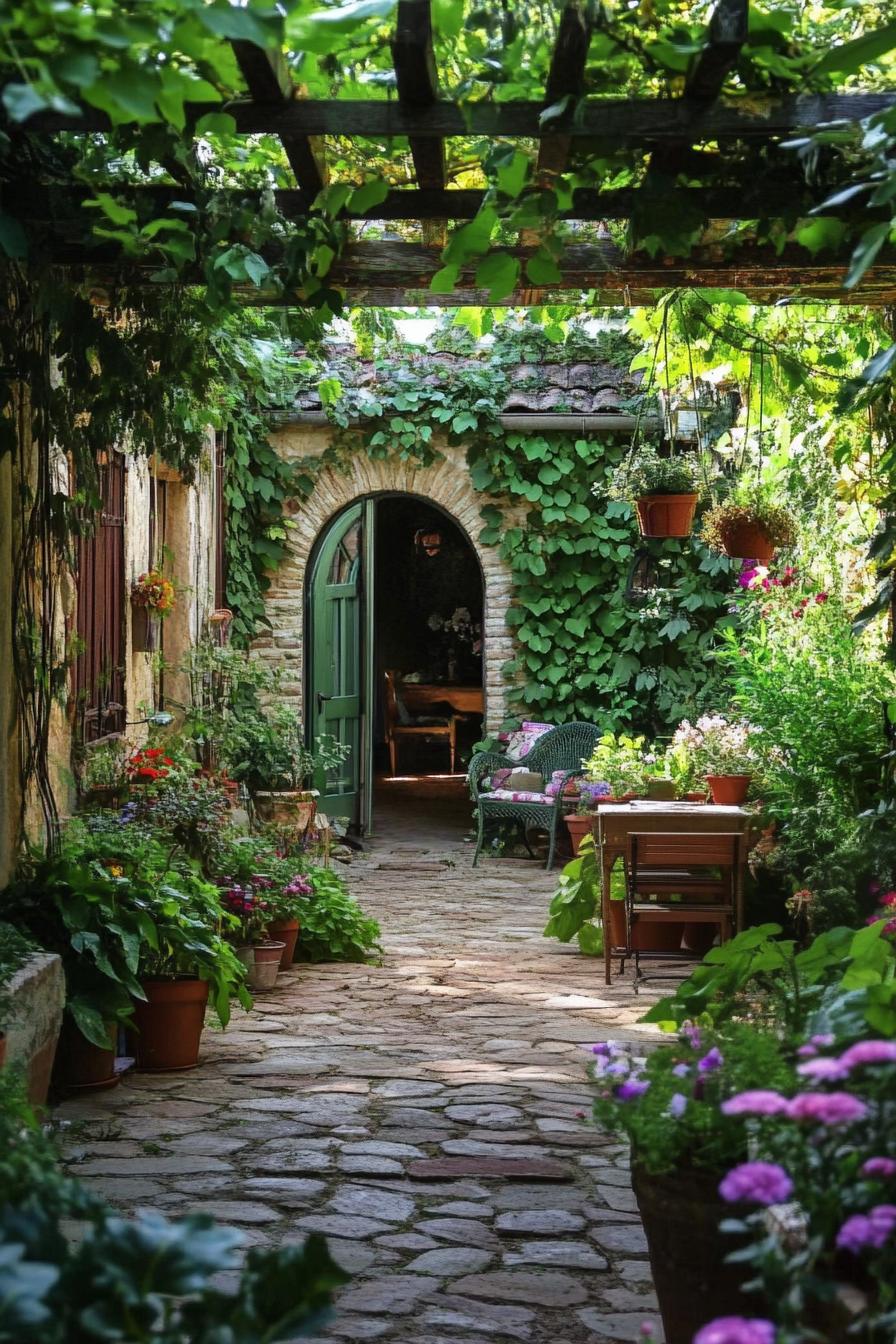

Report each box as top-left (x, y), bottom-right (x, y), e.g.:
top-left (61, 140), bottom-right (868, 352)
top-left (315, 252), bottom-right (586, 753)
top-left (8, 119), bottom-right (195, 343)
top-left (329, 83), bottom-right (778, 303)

top-left (131, 567), bottom-right (177, 653)
top-left (664, 733), bottom-right (707, 802)
top-left (563, 781), bottom-right (611, 854)
top-left (0, 922), bottom-right (39, 1073)
top-left (701, 492), bottom-right (797, 564)
top-left (614, 445), bottom-right (703, 539)
top-left (583, 733), bottom-right (648, 802)
top-left (222, 707), bottom-right (348, 829)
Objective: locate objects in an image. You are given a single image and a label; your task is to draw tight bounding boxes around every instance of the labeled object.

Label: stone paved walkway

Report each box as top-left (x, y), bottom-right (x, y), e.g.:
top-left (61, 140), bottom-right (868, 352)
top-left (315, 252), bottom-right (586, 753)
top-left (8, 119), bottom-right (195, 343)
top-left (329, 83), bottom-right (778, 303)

top-left (56, 788), bottom-right (663, 1343)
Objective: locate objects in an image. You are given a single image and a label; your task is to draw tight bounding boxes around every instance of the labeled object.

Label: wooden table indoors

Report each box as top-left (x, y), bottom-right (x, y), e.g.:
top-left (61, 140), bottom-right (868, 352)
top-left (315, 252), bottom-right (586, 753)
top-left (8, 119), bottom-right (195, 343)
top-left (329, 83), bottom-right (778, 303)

top-left (400, 684), bottom-right (484, 716)
top-left (593, 802), bottom-right (753, 986)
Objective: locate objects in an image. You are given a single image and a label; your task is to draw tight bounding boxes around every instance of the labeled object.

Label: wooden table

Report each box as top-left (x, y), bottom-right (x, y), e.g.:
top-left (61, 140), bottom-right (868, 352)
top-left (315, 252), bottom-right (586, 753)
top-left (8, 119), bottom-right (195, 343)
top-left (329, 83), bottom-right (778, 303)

top-left (593, 802), bottom-right (753, 986)
top-left (401, 683), bottom-right (484, 716)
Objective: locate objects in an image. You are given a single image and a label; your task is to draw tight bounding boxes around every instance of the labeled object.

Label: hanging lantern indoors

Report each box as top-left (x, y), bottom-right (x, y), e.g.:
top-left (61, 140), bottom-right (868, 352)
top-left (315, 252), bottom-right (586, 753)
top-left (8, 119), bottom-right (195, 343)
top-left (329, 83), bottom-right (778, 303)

top-left (415, 527), bottom-right (442, 557)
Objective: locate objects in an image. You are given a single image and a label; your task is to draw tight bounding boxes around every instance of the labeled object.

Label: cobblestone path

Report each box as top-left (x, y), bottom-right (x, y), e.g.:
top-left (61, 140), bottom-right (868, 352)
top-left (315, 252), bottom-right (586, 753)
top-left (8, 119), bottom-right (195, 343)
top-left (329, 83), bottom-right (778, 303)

top-left (57, 799), bottom-right (662, 1344)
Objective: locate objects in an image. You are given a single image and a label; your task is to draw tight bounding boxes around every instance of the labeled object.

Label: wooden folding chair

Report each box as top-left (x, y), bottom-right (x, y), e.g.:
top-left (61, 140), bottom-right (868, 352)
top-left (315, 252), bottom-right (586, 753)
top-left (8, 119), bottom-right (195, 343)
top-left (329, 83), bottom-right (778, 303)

top-left (625, 831), bottom-right (741, 991)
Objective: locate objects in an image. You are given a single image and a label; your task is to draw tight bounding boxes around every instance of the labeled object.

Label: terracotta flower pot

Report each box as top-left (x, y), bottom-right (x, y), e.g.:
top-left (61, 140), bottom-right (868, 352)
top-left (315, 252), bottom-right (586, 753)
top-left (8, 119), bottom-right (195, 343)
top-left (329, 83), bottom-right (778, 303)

top-left (233, 945), bottom-right (255, 971)
top-left (720, 520), bottom-right (776, 564)
top-left (631, 1161), bottom-right (765, 1344)
top-left (248, 941), bottom-right (286, 992)
top-left (252, 790), bottom-right (318, 831)
top-left (685, 791), bottom-right (708, 803)
top-left (706, 774), bottom-right (751, 805)
top-left (636, 493), bottom-right (699, 539)
top-left (645, 779), bottom-right (677, 801)
top-left (608, 899), bottom-right (628, 952)
top-left (54, 1019), bottom-right (118, 1092)
top-left (564, 814), bottom-right (593, 855)
top-left (134, 978), bottom-right (209, 1072)
top-left (266, 919), bottom-right (300, 970)
top-left (631, 921), bottom-right (685, 953)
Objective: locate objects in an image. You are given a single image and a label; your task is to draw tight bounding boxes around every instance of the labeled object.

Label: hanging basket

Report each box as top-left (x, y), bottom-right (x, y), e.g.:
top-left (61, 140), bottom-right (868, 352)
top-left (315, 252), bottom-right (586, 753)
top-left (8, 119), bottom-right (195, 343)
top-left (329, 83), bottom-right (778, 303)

top-left (635, 492), bottom-right (699, 539)
top-left (719, 520), bottom-right (776, 564)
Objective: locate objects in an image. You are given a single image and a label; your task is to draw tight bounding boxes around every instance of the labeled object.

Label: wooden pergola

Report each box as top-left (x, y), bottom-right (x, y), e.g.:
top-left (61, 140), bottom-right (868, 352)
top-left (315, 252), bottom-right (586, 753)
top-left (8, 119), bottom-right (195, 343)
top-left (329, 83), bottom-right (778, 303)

top-left (12, 0), bottom-right (896, 306)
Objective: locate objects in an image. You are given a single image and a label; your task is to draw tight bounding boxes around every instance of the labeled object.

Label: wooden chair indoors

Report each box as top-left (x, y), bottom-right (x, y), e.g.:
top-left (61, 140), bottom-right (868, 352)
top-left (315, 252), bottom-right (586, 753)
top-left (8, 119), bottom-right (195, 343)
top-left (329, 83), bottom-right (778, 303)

top-left (383, 669), bottom-right (460, 775)
top-left (624, 830), bottom-right (742, 991)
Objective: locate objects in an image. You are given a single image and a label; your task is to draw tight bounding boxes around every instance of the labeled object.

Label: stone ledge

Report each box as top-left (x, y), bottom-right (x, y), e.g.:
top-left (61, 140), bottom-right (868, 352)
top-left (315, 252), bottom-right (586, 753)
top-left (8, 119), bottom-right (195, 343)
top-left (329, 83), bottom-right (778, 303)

top-left (4, 952), bottom-right (65, 1105)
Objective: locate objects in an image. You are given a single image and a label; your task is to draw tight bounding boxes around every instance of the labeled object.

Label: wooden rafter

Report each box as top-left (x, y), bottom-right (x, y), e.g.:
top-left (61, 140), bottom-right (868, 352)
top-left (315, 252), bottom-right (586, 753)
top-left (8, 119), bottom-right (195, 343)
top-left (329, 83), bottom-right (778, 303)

top-left (19, 91), bottom-right (896, 140)
top-left (231, 39), bottom-right (327, 194)
top-left (20, 180), bottom-right (880, 224)
top-left (48, 240), bottom-right (896, 306)
top-left (391, 0), bottom-right (444, 192)
top-left (535, 3), bottom-right (593, 185)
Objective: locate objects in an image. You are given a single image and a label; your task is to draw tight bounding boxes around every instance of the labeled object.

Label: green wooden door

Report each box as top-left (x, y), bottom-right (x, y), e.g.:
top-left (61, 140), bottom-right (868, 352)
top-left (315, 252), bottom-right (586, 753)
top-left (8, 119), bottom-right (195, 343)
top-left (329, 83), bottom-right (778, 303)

top-left (308, 501), bottom-right (367, 823)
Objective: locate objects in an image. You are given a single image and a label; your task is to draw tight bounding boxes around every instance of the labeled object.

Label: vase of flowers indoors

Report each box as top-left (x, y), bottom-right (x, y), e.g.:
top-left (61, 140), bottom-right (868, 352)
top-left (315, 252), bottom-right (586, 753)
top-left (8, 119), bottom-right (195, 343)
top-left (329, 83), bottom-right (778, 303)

top-left (613, 445), bottom-right (703, 539)
top-left (701, 495), bottom-right (797, 565)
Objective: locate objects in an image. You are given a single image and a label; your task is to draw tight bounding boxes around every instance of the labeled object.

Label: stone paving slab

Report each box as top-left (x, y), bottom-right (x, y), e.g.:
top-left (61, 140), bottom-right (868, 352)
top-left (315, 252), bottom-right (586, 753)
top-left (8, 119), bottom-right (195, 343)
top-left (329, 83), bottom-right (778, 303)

top-left (55, 808), bottom-right (663, 1344)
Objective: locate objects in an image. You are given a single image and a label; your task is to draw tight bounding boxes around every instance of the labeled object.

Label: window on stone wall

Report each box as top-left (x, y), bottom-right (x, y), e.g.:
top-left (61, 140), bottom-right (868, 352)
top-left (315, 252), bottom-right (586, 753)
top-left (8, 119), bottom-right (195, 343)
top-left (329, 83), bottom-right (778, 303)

top-left (72, 451), bottom-right (127, 742)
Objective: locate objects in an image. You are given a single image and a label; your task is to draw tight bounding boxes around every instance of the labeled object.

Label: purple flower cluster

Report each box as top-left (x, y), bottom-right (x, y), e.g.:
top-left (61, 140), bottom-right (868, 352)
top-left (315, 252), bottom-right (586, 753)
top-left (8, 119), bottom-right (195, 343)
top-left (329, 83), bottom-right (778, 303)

top-left (589, 1041), bottom-right (650, 1101)
top-left (796, 1037), bottom-right (896, 1082)
top-left (285, 875), bottom-right (312, 897)
top-left (863, 1157), bottom-right (896, 1180)
top-left (719, 1162), bottom-right (793, 1207)
top-left (836, 1204), bottom-right (896, 1253)
top-left (693, 1317), bottom-right (775, 1344)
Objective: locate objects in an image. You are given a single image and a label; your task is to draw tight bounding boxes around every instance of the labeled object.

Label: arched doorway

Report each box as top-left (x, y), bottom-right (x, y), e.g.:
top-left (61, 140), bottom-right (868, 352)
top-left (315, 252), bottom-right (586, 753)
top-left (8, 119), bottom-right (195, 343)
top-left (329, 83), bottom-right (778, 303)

top-left (306, 492), bottom-right (485, 835)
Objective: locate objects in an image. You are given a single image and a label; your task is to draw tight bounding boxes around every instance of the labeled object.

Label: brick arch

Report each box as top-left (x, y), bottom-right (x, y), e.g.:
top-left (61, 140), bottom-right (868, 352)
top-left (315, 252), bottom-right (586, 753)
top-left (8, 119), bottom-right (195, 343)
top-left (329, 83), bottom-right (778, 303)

top-left (256, 445), bottom-right (520, 734)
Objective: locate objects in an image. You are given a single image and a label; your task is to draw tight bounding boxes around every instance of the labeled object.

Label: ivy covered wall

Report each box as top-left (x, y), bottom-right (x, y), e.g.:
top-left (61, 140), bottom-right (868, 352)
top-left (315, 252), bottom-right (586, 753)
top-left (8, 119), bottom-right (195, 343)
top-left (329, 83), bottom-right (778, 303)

top-left (254, 324), bottom-right (737, 737)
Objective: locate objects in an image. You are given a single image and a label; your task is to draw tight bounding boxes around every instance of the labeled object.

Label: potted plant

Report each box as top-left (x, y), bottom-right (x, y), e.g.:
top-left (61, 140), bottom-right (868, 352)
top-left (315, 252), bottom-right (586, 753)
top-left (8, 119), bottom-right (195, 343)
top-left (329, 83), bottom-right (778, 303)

top-left (135, 867), bottom-right (252, 1069)
top-left (0, 922), bottom-right (39, 1073)
top-left (583, 733), bottom-right (649, 802)
top-left (80, 739), bottom-right (127, 809)
top-left (614, 445), bottom-right (703, 539)
top-left (684, 714), bottom-right (761, 805)
top-left (217, 879), bottom-right (285, 991)
top-left (563, 782), bottom-right (611, 854)
top-left (262, 872), bottom-right (312, 971)
top-left (131, 568), bottom-right (176, 653)
top-left (701, 492), bottom-right (797, 565)
top-left (664, 730), bottom-right (707, 802)
top-left (222, 706), bottom-right (348, 829)
top-left (591, 1024), bottom-right (792, 1344)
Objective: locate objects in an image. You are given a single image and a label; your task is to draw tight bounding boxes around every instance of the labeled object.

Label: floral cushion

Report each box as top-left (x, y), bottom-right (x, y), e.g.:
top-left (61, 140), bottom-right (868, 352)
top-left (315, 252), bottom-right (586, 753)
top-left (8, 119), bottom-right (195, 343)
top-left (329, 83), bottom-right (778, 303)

top-left (481, 788), bottom-right (555, 804)
top-left (505, 721), bottom-right (552, 761)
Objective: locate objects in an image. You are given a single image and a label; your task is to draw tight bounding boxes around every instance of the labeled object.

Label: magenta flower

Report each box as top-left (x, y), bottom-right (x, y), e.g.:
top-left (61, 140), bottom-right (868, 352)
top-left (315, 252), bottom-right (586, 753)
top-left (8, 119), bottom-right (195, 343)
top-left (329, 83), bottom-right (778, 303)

top-left (719, 1162), bottom-right (794, 1206)
top-left (836, 1204), bottom-right (896, 1253)
top-left (616, 1079), bottom-right (650, 1101)
top-left (787, 1092), bottom-right (869, 1126)
top-left (863, 1157), bottom-right (896, 1179)
top-left (796, 1057), bottom-right (850, 1083)
top-left (698, 1046), bottom-right (724, 1074)
top-left (693, 1317), bottom-right (775, 1344)
top-left (682, 1023), bottom-right (703, 1050)
top-left (721, 1090), bottom-right (790, 1117)
top-left (839, 1040), bottom-right (896, 1070)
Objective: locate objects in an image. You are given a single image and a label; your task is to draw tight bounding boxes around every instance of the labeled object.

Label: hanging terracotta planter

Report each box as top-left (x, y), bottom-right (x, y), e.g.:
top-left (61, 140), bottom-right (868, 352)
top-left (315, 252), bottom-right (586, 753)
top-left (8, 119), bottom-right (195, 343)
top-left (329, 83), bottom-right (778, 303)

top-left (635, 492), bottom-right (699, 539)
top-left (706, 774), bottom-right (751, 805)
top-left (131, 607), bottom-right (161, 653)
top-left (248, 941), bottom-right (286, 992)
top-left (134, 978), bottom-right (209, 1071)
top-left (266, 919), bottom-right (300, 970)
top-left (54, 1019), bottom-right (118, 1092)
top-left (718, 519), bottom-right (776, 564)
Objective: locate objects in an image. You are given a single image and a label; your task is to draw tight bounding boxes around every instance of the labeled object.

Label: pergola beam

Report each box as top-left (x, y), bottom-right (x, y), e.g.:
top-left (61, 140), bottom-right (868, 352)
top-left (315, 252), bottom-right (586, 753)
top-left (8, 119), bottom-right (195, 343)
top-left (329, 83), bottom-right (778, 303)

top-left (392, 0), bottom-right (445, 192)
top-left (686, 0), bottom-right (749, 100)
top-left (48, 240), bottom-right (896, 305)
top-left (19, 181), bottom-right (879, 224)
top-left (230, 40), bottom-right (327, 194)
top-left (535, 3), bottom-right (593, 184)
top-left (17, 91), bottom-right (896, 140)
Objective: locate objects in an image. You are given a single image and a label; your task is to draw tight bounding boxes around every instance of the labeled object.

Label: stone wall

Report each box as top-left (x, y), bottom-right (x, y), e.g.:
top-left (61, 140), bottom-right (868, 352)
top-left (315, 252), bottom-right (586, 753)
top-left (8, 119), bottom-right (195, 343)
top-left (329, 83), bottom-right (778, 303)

top-left (259, 427), bottom-right (522, 735)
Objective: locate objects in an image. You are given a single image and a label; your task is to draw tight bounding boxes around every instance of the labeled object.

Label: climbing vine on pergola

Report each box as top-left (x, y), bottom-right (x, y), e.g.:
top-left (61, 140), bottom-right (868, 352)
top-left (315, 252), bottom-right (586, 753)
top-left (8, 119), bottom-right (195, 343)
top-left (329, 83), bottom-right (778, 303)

top-left (4, 0), bottom-right (896, 309)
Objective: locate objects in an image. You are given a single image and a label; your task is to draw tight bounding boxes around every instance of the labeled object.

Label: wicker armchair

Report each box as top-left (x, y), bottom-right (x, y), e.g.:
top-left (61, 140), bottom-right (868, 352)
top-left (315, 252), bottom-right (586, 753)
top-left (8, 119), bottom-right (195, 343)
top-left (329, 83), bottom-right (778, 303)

top-left (468, 721), bottom-right (603, 869)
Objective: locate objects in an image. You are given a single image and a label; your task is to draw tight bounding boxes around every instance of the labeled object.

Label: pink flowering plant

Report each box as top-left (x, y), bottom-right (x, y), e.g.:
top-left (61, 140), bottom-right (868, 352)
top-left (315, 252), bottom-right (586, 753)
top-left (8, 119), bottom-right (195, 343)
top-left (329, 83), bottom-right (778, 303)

top-left (590, 1023), bottom-right (793, 1177)
top-left (713, 1026), bottom-right (896, 1342)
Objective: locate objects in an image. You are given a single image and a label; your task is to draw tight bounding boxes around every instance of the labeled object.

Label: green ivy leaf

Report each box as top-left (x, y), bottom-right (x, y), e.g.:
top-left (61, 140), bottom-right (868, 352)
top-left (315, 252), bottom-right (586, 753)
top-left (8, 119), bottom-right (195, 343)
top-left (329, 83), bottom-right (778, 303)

top-left (474, 253), bottom-right (520, 302)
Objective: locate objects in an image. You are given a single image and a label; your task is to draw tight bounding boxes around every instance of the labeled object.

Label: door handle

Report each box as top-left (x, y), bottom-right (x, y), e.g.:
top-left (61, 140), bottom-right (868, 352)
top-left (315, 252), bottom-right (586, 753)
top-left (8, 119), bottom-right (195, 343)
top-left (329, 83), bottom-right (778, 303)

top-left (317, 692), bottom-right (333, 713)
